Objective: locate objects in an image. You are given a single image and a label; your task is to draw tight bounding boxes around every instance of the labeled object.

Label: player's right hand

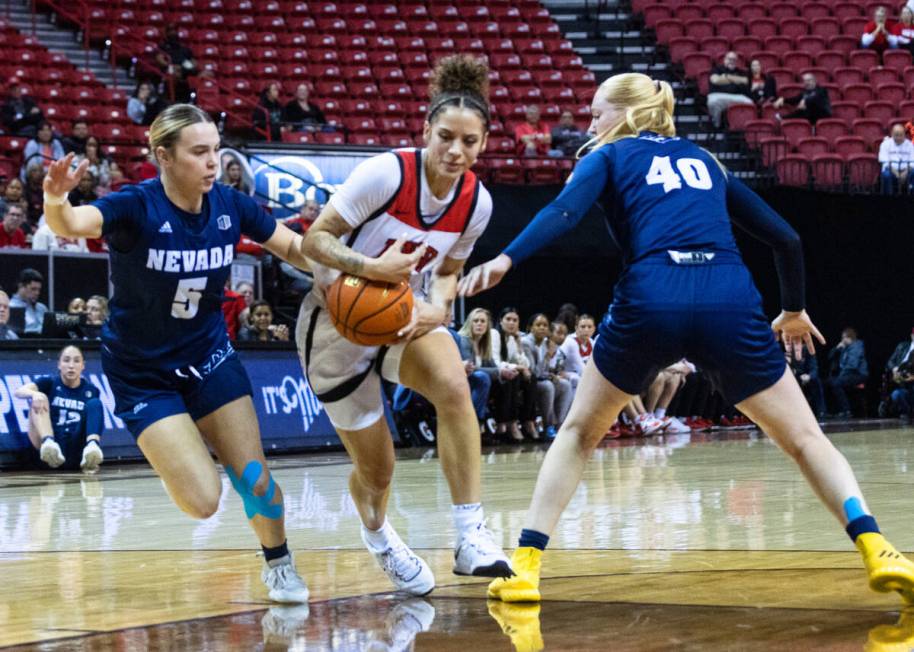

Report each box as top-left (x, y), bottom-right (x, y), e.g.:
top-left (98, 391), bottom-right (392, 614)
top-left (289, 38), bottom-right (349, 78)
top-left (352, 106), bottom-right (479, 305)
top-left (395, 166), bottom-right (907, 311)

top-left (44, 152), bottom-right (89, 198)
top-left (30, 392), bottom-right (49, 415)
top-left (365, 234), bottom-right (427, 283)
top-left (458, 254), bottom-right (513, 297)
top-left (772, 309), bottom-right (826, 361)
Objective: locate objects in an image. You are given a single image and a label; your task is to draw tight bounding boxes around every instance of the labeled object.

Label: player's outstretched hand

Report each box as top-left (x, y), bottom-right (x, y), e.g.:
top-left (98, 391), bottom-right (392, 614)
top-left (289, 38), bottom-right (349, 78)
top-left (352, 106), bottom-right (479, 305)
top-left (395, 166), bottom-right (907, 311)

top-left (44, 152), bottom-right (89, 198)
top-left (458, 254), bottom-right (513, 297)
top-left (365, 234), bottom-right (428, 284)
top-left (772, 309), bottom-right (826, 361)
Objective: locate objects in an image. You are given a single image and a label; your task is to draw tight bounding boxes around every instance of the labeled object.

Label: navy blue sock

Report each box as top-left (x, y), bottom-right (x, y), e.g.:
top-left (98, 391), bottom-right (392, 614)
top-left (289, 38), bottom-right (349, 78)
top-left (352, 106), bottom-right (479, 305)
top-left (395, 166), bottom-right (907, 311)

top-left (262, 540), bottom-right (290, 563)
top-left (845, 515), bottom-right (880, 542)
top-left (518, 528), bottom-right (550, 551)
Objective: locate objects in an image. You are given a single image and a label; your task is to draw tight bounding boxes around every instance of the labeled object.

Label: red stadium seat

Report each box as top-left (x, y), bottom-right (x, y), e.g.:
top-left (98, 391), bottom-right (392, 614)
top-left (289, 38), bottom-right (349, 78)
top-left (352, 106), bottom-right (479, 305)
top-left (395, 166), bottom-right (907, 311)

top-left (767, 67), bottom-right (794, 88)
top-left (833, 3), bottom-right (864, 20)
top-left (779, 18), bottom-right (809, 39)
top-left (682, 52), bottom-right (712, 79)
top-left (750, 51), bottom-right (780, 72)
top-left (760, 136), bottom-right (789, 166)
top-left (489, 157), bottom-right (525, 184)
top-left (642, 4), bottom-right (672, 28)
top-left (769, 3), bottom-right (798, 20)
top-left (747, 18), bottom-right (778, 40)
top-left (878, 83), bottom-right (907, 105)
top-left (797, 136), bottom-right (830, 157)
top-left (833, 67), bottom-right (864, 88)
top-left (831, 101), bottom-right (862, 123)
top-left (827, 36), bottom-right (860, 57)
top-left (684, 19), bottom-right (714, 40)
top-left (815, 118), bottom-right (849, 142)
top-left (780, 119), bottom-right (814, 148)
top-left (811, 153), bottom-right (845, 190)
top-left (868, 66), bottom-right (899, 86)
top-left (523, 157), bottom-right (563, 184)
top-left (717, 19), bottom-right (745, 41)
top-left (802, 3), bottom-right (831, 20)
top-left (842, 84), bottom-right (874, 104)
top-left (726, 104), bottom-right (758, 130)
top-left (846, 153), bottom-right (880, 190)
top-left (795, 36), bottom-right (827, 57)
top-left (669, 38), bottom-right (700, 63)
top-left (834, 136), bottom-right (867, 158)
top-left (899, 100), bottom-right (914, 118)
top-left (733, 37), bottom-right (764, 62)
top-left (655, 19), bottom-right (684, 44)
top-left (884, 49), bottom-right (913, 73)
top-left (702, 38), bottom-right (730, 62)
top-left (776, 155), bottom-right (812, 187)
top-left (848, 49), bottom-right (879, 70)
top-left (763, 36), bottom-right (793, 58)
top-left (852, 119), bottom-right (885, 150)
top-left (864, 101), bottom-right (895, 125)
top-left (810, 17), bottom-right (841, 39)
top-left (782, 51), bottom-right (814, 73)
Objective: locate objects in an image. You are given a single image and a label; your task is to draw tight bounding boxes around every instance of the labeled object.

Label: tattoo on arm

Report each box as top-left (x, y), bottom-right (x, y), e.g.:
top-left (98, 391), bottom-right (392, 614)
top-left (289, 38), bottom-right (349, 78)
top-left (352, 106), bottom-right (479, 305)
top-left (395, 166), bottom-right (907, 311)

top-left (310, 231), bottom-right (365, 275)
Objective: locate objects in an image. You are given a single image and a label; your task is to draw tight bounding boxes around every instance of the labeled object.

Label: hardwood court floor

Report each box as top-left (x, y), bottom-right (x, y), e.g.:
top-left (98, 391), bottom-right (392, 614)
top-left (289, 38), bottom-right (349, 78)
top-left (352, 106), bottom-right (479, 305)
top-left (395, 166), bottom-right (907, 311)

top-left (2, 423), bottom-right (914, 650)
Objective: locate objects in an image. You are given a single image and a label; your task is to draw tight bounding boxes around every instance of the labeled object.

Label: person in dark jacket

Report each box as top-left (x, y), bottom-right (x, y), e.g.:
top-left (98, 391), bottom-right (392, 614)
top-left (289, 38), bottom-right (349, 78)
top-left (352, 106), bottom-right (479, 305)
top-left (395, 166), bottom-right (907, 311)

top-left (1, 83), bottom-right (43, 137)
top-left (788, 350), bottom-right (825, 419)
top-left (774, 72), bottom-right (832, 124)
top-left (749, 59), bottom-right (777, 106)
top-left (826, 327), bottom-right (868, 418)
top-left (282, 84), bottom-right (326, 132)
top-left (254, 82), bottom-right (284, 142)
top-left (885, 328), bottom-right (914, 422)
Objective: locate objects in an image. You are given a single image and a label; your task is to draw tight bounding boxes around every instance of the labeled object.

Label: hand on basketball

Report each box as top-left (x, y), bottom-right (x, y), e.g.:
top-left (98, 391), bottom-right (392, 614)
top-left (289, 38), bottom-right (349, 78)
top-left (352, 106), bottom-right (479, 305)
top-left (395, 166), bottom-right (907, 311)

top-left (366, 235), bottom-right (427, 284)
top-left (457, 254), bottom-right (513, 297)
top-left (44, 152), bottom-right (89, 197)
top-left (772, 309), bottom-right (826, 361)
top-left (397, 300), bottom-right (446, 342)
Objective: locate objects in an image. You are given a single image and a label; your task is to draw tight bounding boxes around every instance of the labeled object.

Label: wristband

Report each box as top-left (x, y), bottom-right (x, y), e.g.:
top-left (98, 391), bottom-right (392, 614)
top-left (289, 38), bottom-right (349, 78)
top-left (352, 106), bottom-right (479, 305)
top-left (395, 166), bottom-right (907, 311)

top-left (43, 191), bottom-right (68, 206)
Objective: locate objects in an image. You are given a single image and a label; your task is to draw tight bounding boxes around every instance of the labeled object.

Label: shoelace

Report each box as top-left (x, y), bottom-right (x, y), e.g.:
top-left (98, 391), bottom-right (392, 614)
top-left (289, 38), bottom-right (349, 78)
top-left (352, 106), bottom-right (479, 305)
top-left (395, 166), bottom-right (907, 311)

top-left (382, 545), bottom-right (422, 582)
top-left (267, 563), bottom-right (305, 590)
top-left (463, 522), bottom-right (500, 554)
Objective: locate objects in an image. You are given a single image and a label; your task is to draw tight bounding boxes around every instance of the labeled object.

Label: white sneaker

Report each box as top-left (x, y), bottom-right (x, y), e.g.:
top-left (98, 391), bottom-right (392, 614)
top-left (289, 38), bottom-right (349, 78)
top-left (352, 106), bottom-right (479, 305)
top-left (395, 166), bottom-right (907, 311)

top-left (635, 414), bottom-right (665, 436)
top-left (40, 438), bottom-right (65, 468)
top-left (80, 440), bottom-right (103, 473)
top-left (664, 416), bottom-right (692, 434)
top-left (261, 604), bottom-right (310, 647)
top-left (453, 522), bottom-right (513, 578)
top-left (361, 524), bottom-right (435, 596)
top-left (261, 554), bottom-right (310, 603)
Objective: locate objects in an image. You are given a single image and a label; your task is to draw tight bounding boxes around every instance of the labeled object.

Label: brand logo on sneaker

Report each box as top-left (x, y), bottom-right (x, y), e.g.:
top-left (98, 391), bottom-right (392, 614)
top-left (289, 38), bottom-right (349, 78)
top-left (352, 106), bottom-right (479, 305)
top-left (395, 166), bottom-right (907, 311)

top-left (217, 214), bottom-right (232, 230)
top-left (133, 402), bottom-right (148, 414)
top-left (158, 221), bottom-right (173, 233)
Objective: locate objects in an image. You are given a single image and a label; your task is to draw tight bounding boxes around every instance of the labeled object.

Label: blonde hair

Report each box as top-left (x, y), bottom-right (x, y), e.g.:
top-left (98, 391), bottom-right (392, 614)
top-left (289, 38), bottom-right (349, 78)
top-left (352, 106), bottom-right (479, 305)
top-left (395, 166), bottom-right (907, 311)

top-left (148, 104), bottom-right (213, 164)
top-left (582, 73), bottom-right (676, 155)
top-left (458, 308), bottom-right (493, 361)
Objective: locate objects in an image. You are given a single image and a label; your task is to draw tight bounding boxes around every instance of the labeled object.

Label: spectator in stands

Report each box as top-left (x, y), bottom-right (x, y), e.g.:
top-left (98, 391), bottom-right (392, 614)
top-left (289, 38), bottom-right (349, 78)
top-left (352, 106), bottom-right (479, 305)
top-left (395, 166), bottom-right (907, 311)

top-left (156, 25), bottom-right (197, 102)
top-left (886, 328), bottom-right (914, 423)
top-left (645, 362), bottom-right (694, 433)
top-left (523, 313), bottom-right (572, 438)
top-left (515, 105), bottom-right (552, 157)
top-left (0, 290), bottom-right (18, 340)
top-left (68, 171), bottom-right (99, 207)
top-left (0, 202), bottom-right (26, 249)
top-left (749, 59), bottom-right (777, 107)
top-left (861, 6), bottom-right (896, 56)
top-left (283, 199), bottom-right (319, 235)
top-left (550, 110), bottom-right (589, 156)
top-left (220, 159), bottom-right (250, 194)
top-left (9, 268), bottom-right (48, 334)
top-left (62, 120), bottom-right (89, 156)
top-left (707, 51), bottom-right (753, 128)
top-left (74, 137), bottom-right (111, 190)
top-left (879, 123), bottom-right (914, 194)
top-left (492, 306), bottom-right (538, 441)
top-left (22, 122), bottom-right (64, 178)
top-left (82, 295), bottom-right (108, 340)
top-left (67, 297), bottom-right (85, 315)
top-left (774, 73), bottom-right (832, 124)
top-left (893, 7), bottom-right (914, 55)
top-left (13, 344), bottom-right (104, 472)
top-left (254, 82), bottom-right (284, 142)
top-left (127, 82), bottom-right (164, 126)
top-left (237, 300), bottom-right (289, 342)
top-left (456, 308), bottom-right (498, 427)
top-left (24, 162), bottom-right (46, 228)
top-left (826, 327), bottom-right (868, 418)
top-left (282, 84), bottom-right (327, 132)
top-left (1, 82), bottom-right (42, 137)
top-left (787, 349), bottom-right (825, 419)
top-left (3, 177), bottom-right (27, 215)
top-left (554, 302), bottom-right (578, 333)
top-left (32, 214), bottom-right (88, 252)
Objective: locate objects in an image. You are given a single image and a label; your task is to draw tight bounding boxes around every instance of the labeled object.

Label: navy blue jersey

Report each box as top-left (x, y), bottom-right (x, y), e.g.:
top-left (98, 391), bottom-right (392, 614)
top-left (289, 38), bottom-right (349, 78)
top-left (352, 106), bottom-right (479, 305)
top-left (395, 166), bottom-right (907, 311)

top-left (93, 179), bottom-right (277, 366)
top-left (35, 374), bottom-right (100, 439)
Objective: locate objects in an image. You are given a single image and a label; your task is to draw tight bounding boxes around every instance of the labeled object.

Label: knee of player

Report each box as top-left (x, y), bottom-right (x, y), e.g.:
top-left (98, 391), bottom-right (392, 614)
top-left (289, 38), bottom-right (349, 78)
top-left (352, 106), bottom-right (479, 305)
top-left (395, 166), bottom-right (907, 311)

top-left (185, 486), bottom-right (221, 520)
top-left (353, 464), bottom-right (392, 493)
top-left (428, 374), bottom-right (473, 410)
top-left (227, 460), bottom-right (284, 520)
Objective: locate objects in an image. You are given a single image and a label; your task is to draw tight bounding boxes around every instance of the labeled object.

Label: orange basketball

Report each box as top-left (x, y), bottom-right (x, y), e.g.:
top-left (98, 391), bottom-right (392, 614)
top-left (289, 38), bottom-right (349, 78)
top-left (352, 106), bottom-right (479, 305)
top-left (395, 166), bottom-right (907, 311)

top-left (326, 274), bottom-right (414, 346)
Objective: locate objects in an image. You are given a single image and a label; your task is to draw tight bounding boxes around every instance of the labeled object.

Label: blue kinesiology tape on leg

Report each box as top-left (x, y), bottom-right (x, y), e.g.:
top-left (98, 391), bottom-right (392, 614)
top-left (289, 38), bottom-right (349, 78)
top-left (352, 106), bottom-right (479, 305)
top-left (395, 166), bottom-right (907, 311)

top-left (843, 496), bottom-right (866, 522)
top-left (226, 460), bottom-right (284, 520)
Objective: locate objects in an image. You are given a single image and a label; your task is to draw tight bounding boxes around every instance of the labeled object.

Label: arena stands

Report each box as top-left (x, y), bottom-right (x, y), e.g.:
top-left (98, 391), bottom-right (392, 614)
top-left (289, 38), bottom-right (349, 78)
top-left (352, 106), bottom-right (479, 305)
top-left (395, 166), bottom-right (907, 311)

top-left (636, 0), bottom-right (913, 191)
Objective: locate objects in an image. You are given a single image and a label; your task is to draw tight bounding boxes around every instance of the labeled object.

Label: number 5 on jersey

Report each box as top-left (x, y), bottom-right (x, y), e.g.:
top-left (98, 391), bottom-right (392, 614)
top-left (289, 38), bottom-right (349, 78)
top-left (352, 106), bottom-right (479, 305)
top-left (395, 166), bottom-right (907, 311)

top-left (172, 276), bottom-right (207, 319)
top-left (646, 156), bottom-right (713, 193)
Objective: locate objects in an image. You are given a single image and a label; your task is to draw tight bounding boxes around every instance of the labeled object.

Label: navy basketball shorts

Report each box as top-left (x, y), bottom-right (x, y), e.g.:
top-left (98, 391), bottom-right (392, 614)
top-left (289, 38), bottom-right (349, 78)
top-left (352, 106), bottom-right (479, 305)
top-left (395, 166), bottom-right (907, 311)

top-left (102, 341), bottom-right (253, 439)
top-left (591, 260), bottom-right (787, 405)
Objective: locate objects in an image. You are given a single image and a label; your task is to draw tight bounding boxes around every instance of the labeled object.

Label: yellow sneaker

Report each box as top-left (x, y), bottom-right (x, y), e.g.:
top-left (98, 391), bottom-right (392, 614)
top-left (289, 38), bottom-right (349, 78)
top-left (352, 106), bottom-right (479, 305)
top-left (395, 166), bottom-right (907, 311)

top-left (487, 600), bottom-right (544, 652)
top-left (487, 547), bottom-right (542, 602)
top-left (865, 609), bottom-right (914, 652)
top-left (857, 532), bottom-right (914, 604)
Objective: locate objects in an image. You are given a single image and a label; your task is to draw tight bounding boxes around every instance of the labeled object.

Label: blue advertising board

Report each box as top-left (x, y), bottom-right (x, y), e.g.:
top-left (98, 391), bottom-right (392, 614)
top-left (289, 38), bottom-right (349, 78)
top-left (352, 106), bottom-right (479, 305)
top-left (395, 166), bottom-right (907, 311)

top-left (0, 345), bottom-right (399, 467)
top-left (238, 147), bottom-right (377, 218)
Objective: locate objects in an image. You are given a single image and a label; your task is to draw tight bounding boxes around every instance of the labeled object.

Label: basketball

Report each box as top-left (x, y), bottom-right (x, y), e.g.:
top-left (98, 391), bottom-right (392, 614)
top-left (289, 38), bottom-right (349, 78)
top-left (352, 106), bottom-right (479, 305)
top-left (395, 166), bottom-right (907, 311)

top-left (325, 274), bottom-right (414, 346)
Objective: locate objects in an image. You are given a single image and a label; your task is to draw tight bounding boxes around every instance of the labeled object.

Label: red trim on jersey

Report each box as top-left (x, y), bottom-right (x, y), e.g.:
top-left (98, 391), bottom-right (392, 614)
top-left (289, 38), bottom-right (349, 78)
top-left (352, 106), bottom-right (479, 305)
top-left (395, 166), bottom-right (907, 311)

top-left (578, 338), bottom-right (593, 360)
top-left (386, 149), bottom-right (479, 233)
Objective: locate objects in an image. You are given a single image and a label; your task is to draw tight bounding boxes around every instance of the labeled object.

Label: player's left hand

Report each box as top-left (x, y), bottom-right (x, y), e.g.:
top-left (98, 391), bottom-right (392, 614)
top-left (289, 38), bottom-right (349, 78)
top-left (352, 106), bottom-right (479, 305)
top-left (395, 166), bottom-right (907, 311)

top-left (397, 300), bottom-right (446, 342)
top-left (458, 254), bottom-right (513, 297)
top-left (772, 309), bottom-right (825, 360)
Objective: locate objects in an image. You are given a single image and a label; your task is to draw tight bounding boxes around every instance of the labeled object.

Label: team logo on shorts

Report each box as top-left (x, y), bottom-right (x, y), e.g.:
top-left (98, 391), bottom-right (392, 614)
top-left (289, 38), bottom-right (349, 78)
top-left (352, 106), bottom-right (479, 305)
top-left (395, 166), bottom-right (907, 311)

top-left (217, 214), bottom-right (232, 230)
top-left (133, 402), bottom-right (148, 414)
